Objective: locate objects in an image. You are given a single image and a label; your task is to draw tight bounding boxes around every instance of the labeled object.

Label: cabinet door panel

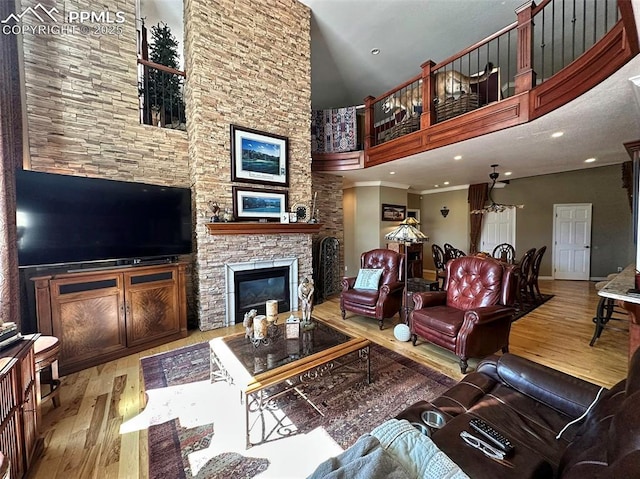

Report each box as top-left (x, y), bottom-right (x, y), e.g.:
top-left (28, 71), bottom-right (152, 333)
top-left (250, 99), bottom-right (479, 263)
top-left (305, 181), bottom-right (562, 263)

top-left (20, 350), bottom-right (38, 470)
top-left (51, 275), bottom-right (126, 368)
top-left (125, 268), bottom-right (180, 346)
top-left (0, 369), bottom-right (22, 479)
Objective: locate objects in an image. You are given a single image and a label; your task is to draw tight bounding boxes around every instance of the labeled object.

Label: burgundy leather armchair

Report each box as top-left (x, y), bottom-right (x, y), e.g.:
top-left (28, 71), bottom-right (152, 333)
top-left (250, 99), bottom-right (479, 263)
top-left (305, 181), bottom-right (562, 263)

top-left (410, 255), bottom-right (516, 373)
top-left (340, 249), bottom-right (404, 330)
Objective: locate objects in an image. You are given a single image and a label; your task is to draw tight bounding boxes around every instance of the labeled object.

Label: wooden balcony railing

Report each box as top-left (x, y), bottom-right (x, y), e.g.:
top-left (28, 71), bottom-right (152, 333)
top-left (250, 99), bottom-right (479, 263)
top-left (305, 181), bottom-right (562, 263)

top-left (313, 0), bottom-right (638, 172)
top-left (137, 58), bottom-right (187, 130)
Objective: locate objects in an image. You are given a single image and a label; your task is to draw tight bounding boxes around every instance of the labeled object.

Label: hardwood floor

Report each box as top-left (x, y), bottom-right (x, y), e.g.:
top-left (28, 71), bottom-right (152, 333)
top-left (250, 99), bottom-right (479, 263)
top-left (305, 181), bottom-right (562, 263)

top-left (29, 279), bottom-right (629, 479)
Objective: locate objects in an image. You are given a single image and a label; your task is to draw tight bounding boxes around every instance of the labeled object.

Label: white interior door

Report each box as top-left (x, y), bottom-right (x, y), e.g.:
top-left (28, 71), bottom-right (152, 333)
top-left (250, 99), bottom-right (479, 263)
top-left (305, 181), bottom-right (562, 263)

top-left (553, 204), bottom-right (592, 280)
top-left (480, 209), bottom-right (516, 255)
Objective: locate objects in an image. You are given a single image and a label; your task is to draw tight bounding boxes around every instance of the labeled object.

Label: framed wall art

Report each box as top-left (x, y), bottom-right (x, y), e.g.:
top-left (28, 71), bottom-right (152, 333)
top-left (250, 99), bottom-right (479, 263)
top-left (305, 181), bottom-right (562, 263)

top-left (231, 124), bottom-right (289, 186)
top-left (233, 186), bottom-right (288, 221)
top-left (381, 203), bottom-right (406, 221)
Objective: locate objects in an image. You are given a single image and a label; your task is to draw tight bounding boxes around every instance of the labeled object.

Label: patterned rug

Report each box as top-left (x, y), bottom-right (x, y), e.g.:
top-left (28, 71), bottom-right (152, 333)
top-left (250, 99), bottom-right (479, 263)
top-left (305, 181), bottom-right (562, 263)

top-left (512, 294), bottom-right (555, 322)
top-left (141, 341), bottom-right (456, 479)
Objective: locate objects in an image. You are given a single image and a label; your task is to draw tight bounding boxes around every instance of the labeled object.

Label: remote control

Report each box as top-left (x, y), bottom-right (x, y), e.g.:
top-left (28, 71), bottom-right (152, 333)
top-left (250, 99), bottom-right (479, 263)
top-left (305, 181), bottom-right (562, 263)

top-left (469, 417), bottom-right (514, 454)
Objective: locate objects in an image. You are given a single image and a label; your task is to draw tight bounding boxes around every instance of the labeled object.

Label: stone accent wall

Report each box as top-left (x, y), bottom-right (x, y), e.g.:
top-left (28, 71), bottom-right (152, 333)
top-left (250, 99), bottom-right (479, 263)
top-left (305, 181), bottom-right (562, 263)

top-left (199, 233), bottom-right (312, 330)
top-left (19, 0), bottom-right (193, 325)
top-left (185, 0), bottom-right (312, 330)
top-left (17, 0), bottom-right (311, 332)
top-left (21, 0), bottom-right (189, 186)
top-left (312, 172), bottom-right (345, 273)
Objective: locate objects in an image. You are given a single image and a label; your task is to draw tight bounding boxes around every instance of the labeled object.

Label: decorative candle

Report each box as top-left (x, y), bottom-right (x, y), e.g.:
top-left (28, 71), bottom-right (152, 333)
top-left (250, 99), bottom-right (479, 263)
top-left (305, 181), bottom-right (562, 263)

top-left (253, 315), bottom-right (267, 339)
top-left (285, 315), bottom-right (300, 339)
top-left (266, 300), bottom-right (278, 323)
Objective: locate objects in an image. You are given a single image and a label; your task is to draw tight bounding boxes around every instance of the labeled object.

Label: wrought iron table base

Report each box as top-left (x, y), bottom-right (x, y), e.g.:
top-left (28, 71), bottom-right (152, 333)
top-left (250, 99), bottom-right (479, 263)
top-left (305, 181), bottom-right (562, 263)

top-left (212, 344), bottom-right (371, 448)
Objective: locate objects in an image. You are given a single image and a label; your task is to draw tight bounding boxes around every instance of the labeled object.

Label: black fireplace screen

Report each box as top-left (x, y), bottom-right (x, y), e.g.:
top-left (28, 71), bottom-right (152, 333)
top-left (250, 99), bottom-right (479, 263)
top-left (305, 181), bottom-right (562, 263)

top-left (234, 266), bottom-right (290, 323)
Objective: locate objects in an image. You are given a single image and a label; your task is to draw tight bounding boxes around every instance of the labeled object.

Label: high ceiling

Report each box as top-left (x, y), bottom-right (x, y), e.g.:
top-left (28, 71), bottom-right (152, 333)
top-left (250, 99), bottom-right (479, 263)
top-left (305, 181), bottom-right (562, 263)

top-left (300, 0), bottom-right (640, 192)
top-left (146, 0), bottom-right (640, 192)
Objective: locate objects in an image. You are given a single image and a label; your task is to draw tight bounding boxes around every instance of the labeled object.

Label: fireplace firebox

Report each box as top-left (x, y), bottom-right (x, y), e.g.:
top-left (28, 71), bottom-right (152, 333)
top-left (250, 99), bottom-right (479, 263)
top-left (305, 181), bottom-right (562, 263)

top-left (233, 266), bottom-right (291, 323)
top-left (225, 258), bottom-right (298, 327)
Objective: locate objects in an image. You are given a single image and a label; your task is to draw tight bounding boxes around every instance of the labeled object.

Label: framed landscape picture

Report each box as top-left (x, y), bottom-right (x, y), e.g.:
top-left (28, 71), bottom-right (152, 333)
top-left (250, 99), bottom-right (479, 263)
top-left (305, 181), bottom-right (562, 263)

top-left (381, 203), bottom-right (406, 221)
top-left (233, 186), bottom-right (288, 221)
top-left (231, 125), bottom-right (289, 186)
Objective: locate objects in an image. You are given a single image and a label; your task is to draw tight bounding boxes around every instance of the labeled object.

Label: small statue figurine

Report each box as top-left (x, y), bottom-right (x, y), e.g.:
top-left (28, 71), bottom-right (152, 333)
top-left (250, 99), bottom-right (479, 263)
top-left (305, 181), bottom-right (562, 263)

top-left (298, 277), bottom-right (315, 326)
top-left (209, 201), bottom-right (221, 222)
top-left (243, 309), bottom-right (257, 338)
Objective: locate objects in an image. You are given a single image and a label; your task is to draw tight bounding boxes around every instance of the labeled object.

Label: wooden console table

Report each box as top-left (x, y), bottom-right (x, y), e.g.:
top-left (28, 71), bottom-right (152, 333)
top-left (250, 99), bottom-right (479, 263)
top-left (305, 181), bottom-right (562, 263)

top-left (597, 264), bottom-right (640, 361)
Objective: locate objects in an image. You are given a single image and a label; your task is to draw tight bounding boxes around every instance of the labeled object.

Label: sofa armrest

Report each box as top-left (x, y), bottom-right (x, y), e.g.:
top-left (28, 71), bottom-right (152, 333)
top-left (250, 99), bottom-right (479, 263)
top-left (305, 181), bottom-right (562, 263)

top-left (341, 276), bottom-right (356, 291)
top-left (413, 291), bottom-right (447, 310)
top-left (383, 281), bottom-right (404, 294)
top-left (495, 354), bottom-right (604, 418)
top-left (475, 355), bottom-right (501, 380)
top-left (463, 305), bottom-right (515, 325)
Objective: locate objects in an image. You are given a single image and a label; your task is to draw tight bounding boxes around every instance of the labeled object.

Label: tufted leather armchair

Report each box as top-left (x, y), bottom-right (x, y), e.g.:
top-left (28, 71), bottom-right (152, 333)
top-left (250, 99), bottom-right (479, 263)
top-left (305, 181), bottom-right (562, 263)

top-left (340, 249), bottom-right (404, 330)
top-left (410, 255), bottom-right (516, 373)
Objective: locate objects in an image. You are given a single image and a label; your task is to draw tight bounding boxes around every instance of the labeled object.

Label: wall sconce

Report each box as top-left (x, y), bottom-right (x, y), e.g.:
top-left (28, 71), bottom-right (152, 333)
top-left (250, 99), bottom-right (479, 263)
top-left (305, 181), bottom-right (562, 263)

top-left (440, 206), bottom-right (450, 218)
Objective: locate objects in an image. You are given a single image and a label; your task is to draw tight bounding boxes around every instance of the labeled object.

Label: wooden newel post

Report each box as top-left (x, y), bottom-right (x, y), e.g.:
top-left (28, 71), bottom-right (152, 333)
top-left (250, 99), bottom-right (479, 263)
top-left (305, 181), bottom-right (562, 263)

top-left (364, 95), bottom-right (375, 150)
top-left (420, 60), bottom-right (436, 129)
top-left (514, 1), bottom-right (536, 94)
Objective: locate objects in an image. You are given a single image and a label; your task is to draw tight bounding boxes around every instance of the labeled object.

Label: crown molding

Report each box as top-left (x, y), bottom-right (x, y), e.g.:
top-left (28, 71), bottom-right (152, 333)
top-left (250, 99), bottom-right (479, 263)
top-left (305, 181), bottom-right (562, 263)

top-left (344, 180), bottom-right (411, 190)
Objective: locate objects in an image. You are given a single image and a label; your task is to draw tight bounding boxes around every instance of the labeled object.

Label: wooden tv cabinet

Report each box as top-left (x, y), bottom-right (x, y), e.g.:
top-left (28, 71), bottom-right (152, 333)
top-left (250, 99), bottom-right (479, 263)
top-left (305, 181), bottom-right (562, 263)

top-left (33, 263), bottom-right (188, 376)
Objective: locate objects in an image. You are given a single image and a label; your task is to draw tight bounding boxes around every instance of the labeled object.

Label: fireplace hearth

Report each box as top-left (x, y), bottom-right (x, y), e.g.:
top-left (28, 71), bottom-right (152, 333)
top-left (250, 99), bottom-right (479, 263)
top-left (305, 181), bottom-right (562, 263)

top-left (224, 258), bottom-right (299, 326)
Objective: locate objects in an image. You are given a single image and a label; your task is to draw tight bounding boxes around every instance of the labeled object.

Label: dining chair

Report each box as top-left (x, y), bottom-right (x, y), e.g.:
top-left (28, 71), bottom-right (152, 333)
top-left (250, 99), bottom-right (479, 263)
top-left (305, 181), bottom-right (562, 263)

top-left (516, 248), bottom-right (536, 309)
top-left (444, 243), bottom-right (466, 263)
top-left (492, 243), bottom-right (516, 264)
top-left (527, 246), bottom-right (546, 303)
top-left (431, 244), bottom-right (447, 290)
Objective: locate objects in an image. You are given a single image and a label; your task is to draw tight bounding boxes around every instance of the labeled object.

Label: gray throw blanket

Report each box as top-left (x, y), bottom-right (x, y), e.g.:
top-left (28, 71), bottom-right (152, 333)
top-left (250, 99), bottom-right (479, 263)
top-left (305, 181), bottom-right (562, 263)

top-left (308, 433), bottom-right (413, 479)
top-left (308, 419), bottom-right (470, 479)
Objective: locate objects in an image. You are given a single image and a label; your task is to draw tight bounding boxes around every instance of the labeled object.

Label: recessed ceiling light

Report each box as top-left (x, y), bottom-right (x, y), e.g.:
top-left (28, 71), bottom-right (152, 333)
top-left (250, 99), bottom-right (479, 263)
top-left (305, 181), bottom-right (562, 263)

top-left (504, 171), bottom-right (512, 176)
top-left (389, 171), bottom-right (396, 175)
top-left (585, 158), bottom-right (596, 163)
top-left (370, 48), bottom-right (380, 55)
top-left (444, 181), bottom-right (450, 185)
top-left (434, 184), bottom-right (439, 188)
top-left (551, 131), bottom-right (564, 138)
top-left (454, 155), bottom-right (462, 160)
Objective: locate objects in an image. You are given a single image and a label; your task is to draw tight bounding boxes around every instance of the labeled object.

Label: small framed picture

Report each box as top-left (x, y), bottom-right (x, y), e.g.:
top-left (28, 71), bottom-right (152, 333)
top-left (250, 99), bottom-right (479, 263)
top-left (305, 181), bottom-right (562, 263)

top-left (233, 186), bottom-right (288, 221)
top-left (381, 203), bottom-right (407, 221)
top-left (230, 125), bottom-right (289, 187)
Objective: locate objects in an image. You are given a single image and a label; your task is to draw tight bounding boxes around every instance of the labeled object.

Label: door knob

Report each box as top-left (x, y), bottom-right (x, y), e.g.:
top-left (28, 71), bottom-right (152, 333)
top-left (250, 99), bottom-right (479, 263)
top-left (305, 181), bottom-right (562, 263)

top-left (585, 245), bottom-right (590, 249)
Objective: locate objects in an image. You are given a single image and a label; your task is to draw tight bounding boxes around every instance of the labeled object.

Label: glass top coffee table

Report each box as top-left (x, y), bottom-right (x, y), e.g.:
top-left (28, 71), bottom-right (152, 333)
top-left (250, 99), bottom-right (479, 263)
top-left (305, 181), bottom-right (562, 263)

top-left (209, 319), bottom-right (371, 448)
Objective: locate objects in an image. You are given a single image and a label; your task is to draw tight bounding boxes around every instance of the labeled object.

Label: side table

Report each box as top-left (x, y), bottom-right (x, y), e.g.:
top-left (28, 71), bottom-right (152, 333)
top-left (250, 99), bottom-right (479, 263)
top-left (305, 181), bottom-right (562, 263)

top-left (402, 278), bottom-right (439, 323)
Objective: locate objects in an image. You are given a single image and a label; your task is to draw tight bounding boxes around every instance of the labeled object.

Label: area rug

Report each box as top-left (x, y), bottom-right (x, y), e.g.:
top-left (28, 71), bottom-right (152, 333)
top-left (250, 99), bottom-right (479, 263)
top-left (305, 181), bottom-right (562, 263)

top-left (512, 294), bottom-right (554, 322)
top-left (140, 341), bottom-right (456, 479)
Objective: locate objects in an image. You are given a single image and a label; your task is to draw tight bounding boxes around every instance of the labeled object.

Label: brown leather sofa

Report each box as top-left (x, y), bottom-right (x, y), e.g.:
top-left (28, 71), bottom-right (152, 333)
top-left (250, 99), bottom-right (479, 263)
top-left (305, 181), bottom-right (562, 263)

top-left (410, 255), bottom-right (516, 373)
top-left (340, 249), bottom-right (404, 330)
top-left (396, 349), bottom-right (640, 479)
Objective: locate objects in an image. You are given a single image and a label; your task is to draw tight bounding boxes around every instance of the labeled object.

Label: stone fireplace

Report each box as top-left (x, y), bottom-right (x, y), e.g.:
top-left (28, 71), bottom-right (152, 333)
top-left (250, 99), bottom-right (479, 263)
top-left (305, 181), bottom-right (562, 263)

top-left (224, 257), bottom-right (299, 326)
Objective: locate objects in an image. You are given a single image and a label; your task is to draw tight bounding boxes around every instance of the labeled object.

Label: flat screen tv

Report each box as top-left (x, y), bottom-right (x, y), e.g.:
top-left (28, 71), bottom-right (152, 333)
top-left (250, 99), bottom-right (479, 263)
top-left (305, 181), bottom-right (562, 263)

top-left (16, 170), bottom-right (192, 268)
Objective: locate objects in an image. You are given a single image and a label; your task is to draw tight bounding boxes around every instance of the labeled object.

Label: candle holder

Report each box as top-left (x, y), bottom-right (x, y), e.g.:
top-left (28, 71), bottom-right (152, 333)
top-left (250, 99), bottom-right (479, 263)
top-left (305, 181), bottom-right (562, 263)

top-left (266, 299), bottom-right (278, 324)
top-left (248, 315), bottom-right (282, 347)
